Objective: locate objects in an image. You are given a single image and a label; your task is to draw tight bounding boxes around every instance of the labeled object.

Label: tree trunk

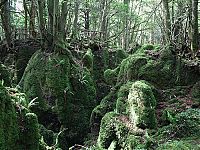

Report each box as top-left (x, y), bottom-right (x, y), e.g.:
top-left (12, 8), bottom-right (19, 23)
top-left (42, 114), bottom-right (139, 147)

top-left (191, 0), bottom-right (198, 56)
top-left (162, 0), bottom-right (171, 44)
top-left (0, 0), bottom-right (12, 47)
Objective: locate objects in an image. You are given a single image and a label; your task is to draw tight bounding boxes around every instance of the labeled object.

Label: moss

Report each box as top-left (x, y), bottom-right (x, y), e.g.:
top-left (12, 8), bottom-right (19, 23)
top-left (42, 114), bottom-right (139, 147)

top-left (0, 84), bottom-right (40, 150)
top-left (20, 50), bottom-right (96, 148)
top-left (155, 109), bottom-right (200, 143)
top-left (0, 83), bottom-right (19, 150)
top-left (97, 112), bottom-right (118, 149)
top-left (139, 60), bottom-right (175, 88)
top-left (127, 81), bottom-right (157, 129)
top-left (0, 63), bottom-right (11, 86)
top-left (157, 140), bottom-right (200, 150)
top-left (116, 49), bottom-right (128, 64)
top-left (126, 135), bottom-right (143, 150)
top-left (22, 113), bottom-right (39, 150)
top-left (116, 82), bottom-right (133, 114)
top-left (39, 124), bottom-right (54, 146)
top-left (104, 67), bottom-right (119, 85)
top-left (82, 48), bottom-right (94, 71)
top-left (117, 55), bottom-right (148, 84)
top-left (90, 90), bottom-right (117, 133)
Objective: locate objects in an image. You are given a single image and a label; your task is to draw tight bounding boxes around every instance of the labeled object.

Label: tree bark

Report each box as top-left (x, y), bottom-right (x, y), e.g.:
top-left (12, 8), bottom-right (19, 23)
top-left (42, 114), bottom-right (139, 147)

top-left (191, 0), bottom-right (198, 55)
top-left (162, 0), bottom-right (171, 44)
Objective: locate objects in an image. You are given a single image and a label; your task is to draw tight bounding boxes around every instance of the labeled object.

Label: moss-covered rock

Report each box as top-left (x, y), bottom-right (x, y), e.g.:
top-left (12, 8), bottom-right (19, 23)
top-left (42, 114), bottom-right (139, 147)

top-left (104, 67), bottom-right (119, 85)
top-left (0, 83), bottom-right (19, 149)
top-left (116, 82), bottom-right (133, 114)
top-left (82, 48), bottom-right (94, 71)
top-left (127, 81), bottom-right (157, 129)
top-left (0, 83), bottom-right (40, 150)
top-left (19, 49), bottom-right (96, 148)
top-left (117, 55), bottom-right (148, 84)
top-left (23, 113), bottom-right (39, 150)
top-left (97, 111), bottom-right (148, 150)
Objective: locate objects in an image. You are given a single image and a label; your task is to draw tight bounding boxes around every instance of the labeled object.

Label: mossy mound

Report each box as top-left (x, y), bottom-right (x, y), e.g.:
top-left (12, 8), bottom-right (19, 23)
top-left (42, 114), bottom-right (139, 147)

top-left (19, 49), bottom-right (96, 147)
top-left (0, 63), bottom-right (11, 86)
top-left (0, 83), bottom-right (39, 150)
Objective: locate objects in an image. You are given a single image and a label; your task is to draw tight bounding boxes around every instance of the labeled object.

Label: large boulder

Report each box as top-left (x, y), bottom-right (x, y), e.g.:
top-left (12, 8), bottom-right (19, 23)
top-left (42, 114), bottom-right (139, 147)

top-left (19, 50), bottom-right (96, 147)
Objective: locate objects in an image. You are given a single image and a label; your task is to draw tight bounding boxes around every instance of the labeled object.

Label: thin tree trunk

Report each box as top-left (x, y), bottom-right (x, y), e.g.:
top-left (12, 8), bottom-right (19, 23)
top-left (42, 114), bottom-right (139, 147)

top-left (191, 0), bottom-right (198, 56)
top-left (0, 0), bottom-right (12, 47)
top-left (162, 0), bottom-right (171, 44)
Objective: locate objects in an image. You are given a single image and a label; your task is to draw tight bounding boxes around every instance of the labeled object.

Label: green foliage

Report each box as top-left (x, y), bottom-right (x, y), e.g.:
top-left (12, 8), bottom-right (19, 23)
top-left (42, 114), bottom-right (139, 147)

top-left (157, 140), bottom-right (200, 150)
top-left (90, 90), bottom-right (117, 131)
top-left (0, 83), bottom-right (19, 150)
top-left (116, 82), bottom-right (133, 114)
top-left (97, 112), bottom-right (118, 149)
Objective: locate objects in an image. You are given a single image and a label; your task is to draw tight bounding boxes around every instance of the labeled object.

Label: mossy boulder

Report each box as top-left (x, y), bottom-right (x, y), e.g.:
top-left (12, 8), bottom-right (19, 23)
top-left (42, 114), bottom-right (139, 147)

top-left (117, 54), bottom-right (148, 84)
top-left (0, 63), bottom-right (11, 86)
top-left (116, 82), bottom-right (133, 114)
top-left (127, 81), bottom-right (157, 129)
top-left (0, 83), bottom-right (40, 150)
top-left (19, 50), bottom-right (96, 147)
top-left (104, 67), bottom-right (119, 85)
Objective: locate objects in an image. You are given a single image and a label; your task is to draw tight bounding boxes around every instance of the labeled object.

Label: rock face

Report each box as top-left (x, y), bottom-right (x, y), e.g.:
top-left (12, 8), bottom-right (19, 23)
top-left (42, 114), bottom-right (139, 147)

top-left (19, 50), bottom-right (96, 148)
top-left (0, 83), bottom-right (39, 150)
